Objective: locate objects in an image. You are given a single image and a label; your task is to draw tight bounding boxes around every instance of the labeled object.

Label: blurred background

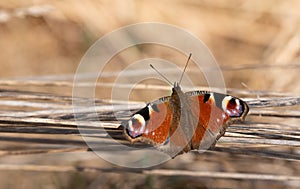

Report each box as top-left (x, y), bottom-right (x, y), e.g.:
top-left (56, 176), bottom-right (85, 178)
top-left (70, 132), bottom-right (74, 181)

top-left (0, 0), bottom-right (300, 188)
top-left (1, 0), bottom-right (300, 95)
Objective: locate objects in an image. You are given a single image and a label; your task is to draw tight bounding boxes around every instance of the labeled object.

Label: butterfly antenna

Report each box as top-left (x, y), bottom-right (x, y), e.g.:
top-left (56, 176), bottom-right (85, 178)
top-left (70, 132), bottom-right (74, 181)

top-left (179, 53), bottom-right (192, 85)
top-left (150, 64), bottom-right (173, 86)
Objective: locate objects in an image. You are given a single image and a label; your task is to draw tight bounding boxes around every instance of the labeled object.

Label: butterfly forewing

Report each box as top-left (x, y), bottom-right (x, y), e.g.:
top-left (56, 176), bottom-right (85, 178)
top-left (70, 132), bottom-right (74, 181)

top-left (187, 91), bottom-right (248, 151)
top-left (123, 97), bottom-right (173, 146)
top-left (140, 100), bottom-right (173, 145)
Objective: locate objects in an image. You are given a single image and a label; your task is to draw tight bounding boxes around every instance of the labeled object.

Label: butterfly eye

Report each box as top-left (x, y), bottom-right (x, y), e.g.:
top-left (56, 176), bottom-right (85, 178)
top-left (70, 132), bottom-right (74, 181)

top-left (222, 97), bottom-right (244, 117)
top-left (127, 114), bottom-right (146, 138)
top-left (227, 98), bottom-right (237, 109)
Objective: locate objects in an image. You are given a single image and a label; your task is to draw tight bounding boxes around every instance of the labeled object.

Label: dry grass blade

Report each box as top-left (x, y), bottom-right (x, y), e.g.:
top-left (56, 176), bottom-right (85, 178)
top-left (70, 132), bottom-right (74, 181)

top-left (0, 88), bottom-right (298, 158)
top-left (0, 164), bottom-right (299, 182)
top-left (143, 169), bottom-right (300, 181)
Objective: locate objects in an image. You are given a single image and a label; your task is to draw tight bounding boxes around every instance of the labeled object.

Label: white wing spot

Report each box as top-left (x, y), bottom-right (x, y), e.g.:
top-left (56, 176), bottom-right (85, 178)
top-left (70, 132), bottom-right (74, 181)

top-left (222, 113), bottom-right (226, 119)
top-left (209, 93), bottom-right (215, 103)
top-left (222, 96), bottom-right (233, 111)
top-left (148, 104), bottom-right (154, 116)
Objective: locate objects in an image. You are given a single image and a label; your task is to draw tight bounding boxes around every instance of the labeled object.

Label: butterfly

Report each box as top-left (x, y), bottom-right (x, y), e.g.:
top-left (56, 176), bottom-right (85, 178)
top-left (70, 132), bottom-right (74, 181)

top-left (121, 54), bottom-right (249, 158)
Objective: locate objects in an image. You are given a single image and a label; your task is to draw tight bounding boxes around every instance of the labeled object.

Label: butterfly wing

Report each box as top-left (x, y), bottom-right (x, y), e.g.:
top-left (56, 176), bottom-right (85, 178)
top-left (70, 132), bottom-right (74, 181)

top-left (186, 91), bottom-right (249, 150)
top-left (122, 96), bottom-right (173, 146)
top-left (122, 89), bottom-right (249, 157)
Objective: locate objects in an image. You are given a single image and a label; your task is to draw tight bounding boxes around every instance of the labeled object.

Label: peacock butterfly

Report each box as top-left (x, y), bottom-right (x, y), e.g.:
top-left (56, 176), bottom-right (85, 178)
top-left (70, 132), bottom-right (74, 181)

top-left (121, 54), bottom-right (249, 158)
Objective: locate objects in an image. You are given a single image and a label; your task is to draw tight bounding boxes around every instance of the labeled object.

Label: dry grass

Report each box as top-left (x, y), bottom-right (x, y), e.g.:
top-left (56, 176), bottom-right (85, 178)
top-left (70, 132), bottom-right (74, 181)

top-left (0, 0), bottom-right (300, 189)
top-left (0, 81), bottom-right (299, 189)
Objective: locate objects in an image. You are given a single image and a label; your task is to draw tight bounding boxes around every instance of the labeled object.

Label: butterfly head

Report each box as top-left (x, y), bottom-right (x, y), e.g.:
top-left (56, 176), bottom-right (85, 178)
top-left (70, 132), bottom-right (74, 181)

top-left (171, 82), bottom-right (186, 104)
top-left (172, 82), bottom-right (182, 93)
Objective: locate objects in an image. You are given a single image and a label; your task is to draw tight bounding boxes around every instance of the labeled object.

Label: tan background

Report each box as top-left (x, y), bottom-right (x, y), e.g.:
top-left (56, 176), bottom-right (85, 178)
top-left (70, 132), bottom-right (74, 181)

top-left (1, 1), bottom-right (300, 96)
top-left (0, 1), bottom-right (299, 189)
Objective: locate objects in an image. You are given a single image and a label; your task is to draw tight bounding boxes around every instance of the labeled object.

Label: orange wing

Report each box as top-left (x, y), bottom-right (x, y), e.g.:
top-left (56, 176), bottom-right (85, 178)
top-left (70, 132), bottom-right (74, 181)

top-left (189, 95), bottom-right (229, 150)
top-left (123, 97), bottom-right (173, 146)
top-left (187, 91), bottom-right (248, 151)
top-left (140, 101), bottom-right (173, 145)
